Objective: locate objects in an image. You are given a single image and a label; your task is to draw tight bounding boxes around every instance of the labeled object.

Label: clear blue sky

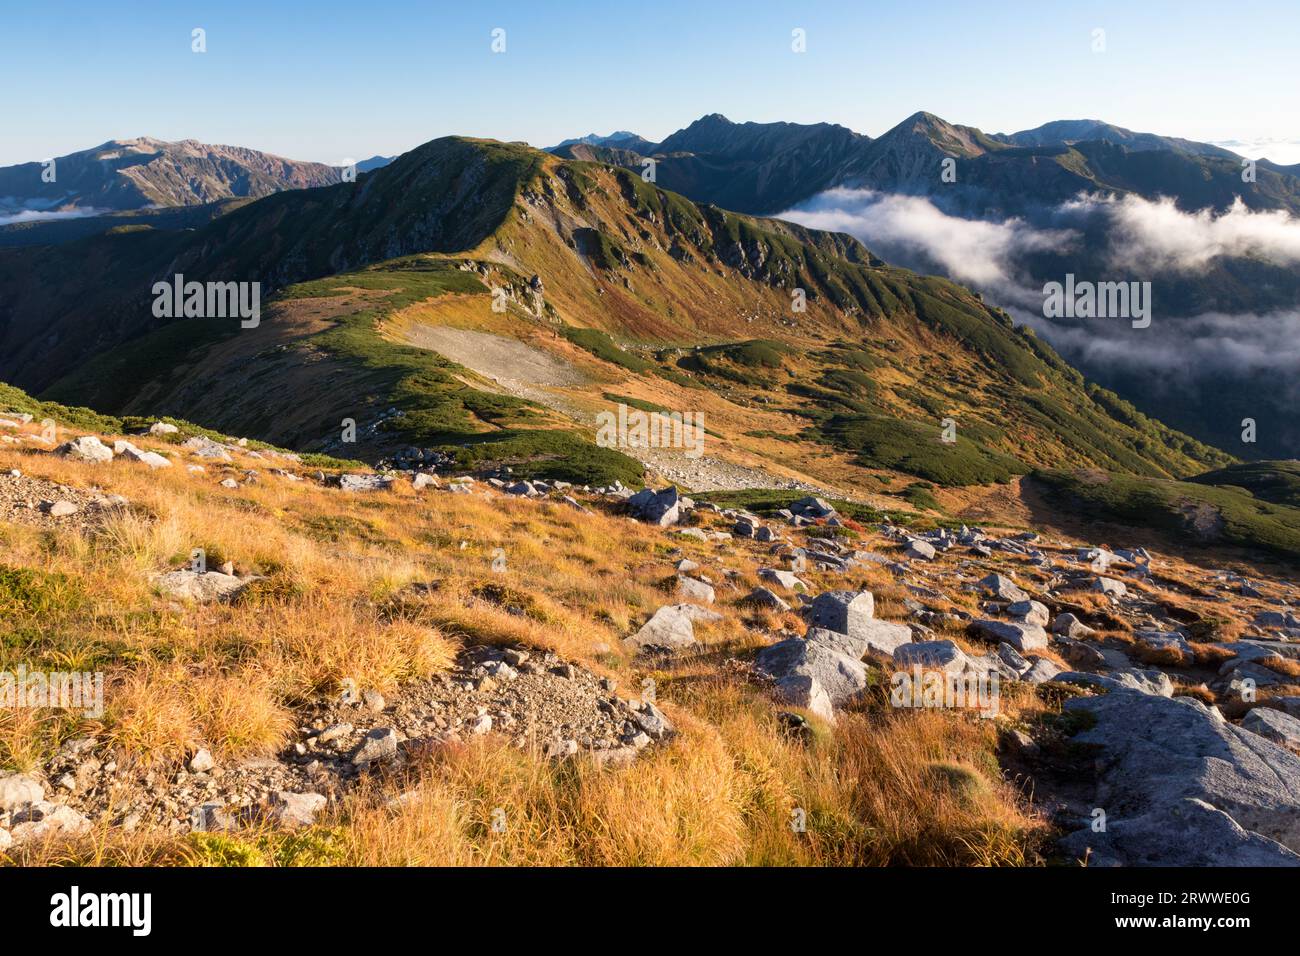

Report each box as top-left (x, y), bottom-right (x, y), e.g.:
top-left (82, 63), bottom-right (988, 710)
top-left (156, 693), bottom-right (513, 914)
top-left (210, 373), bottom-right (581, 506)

top-left (2, 0), bottom-right (1296, 165)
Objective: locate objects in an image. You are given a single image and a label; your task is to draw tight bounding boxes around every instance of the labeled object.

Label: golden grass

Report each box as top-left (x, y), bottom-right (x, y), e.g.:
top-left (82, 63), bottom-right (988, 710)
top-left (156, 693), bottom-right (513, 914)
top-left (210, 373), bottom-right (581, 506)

top-left (2, 426), bottom-right (1048, 867)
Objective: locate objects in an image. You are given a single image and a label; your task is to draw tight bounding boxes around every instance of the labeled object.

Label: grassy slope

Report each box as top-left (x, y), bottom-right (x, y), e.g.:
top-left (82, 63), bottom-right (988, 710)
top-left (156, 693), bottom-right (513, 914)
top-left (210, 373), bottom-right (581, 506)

top-left (1032, 467), bottom-right (1300, 563)
top-left (28, 138), bottom-right (1232, 495)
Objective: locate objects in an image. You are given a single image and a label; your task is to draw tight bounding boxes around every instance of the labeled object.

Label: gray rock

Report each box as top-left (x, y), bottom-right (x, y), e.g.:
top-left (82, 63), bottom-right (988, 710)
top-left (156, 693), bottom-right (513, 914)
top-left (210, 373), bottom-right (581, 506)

top-left (746, 587), bottom-right (791, 612)
top-left (996, 643), bottom-right (1029, 673)
top-left (352, 727), bottom-right (399, 766)
top-left (1052, 612), bottom-right (1096, 639)
top-left (677, 576), bottom-right (715, 604)
top-left (971, 619), bottom-right (1048, 652)
top-left (757, 638), bottom-right (868, 710)
top-left (1060, 689), bottom-right (1300, 861)
top-left (807, 589), bottom-right (875, 637)
top-left (1242, 707), bottom-right (1300, 749)
top-left (979, 573), bottom-right (1028, 603)
top-left (625, 604), bottom-right (710, 650)
top-left (338, 473), bottom-right (395, 492)
top-left (153, 569), bottom-right (249, 603)
top-left (1093, 576), bottom-right (1127, 598)
top-left (627, 486), bottom-right (681, 526)
top-left (1060, 797), bottom-right (1300, 867)
top-left (0, 772), bottom-right (44, 812)
top-left (1021, 658), bottom-right (1063, 683)
top-left (1007, 600), bottom-right (1050, 627)
top-left (806, 620), bottom-right (912, 659)
top-left (904, 539), bottom-right (937, 561)
top-left (55, 435), bottom-right (114, 463)
top-left (629, 700), bottom-right (673, 739)
top-left (270, 791), bottom-right (327, 828)
top-left (148, 421), bottom-right (179, 435)
top-left (190, 802), bottom-right (237, 833)
top-left (893, 640), bottom-right (971, 675)
top-left (187, 748), bottom-right (215, 773)
top-left (10, 803), bottom-right (91, 844)
top-left (758, 568), bottom-right (805, 591)
top-left (46, 500), bottom-right (79, 518)
top-left (1056, 669), bottom-right (1175, 697)
top-left (182, 436), bottom-right (233, 461)
top-left (1059, 638), bottom-right (1107, 669)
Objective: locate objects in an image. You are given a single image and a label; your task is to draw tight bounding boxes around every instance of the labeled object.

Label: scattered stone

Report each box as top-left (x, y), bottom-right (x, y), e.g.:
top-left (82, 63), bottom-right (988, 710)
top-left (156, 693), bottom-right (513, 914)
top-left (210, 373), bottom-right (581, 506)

top-left (269, 791), bottom-right (327, 828)
top-left (187, 749), bottom-right (216, 774)
top-left (352, 728), bottom-right (399, 766)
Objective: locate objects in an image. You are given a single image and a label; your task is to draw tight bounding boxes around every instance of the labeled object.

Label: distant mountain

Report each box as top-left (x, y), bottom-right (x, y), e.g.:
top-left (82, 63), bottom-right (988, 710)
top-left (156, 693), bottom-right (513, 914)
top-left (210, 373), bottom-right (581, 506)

top-left (0, 137), bottom-right (344, 216)
top-left (552, 112), bottom-right (1300, 217)
top-left (554, 113), bottom-right (871, 215)
top-left (356, 155), bottom-right (395, 173)
top-left (991, 119), bottom-right (1239, 159)
top-left (547, 131), bottom-right (658, 155)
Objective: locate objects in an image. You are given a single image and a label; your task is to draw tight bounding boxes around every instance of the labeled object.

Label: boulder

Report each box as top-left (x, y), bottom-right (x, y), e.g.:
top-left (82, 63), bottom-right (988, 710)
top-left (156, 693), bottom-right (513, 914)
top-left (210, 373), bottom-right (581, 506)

top-left (904, 539), bottom-right (937, 561)
top-left (807, 589), bottom-right (874, 636)
top-left (270, 791), bottom-right (328, 828)
top-left (893, 640), bottom-right (971, 676)
top-left (971, 619), bottom-right (1048, 653)
top-left (1055, 669), bottom-right (1174, 697)
top-left (806, 620), bottom-right (912, 659)
top-left (1052, 612), bottom-right (1096, 639)
top-left (352, 728), bottom-right (399, 766)
top-left (1007, 600), bottom-right (1049, 627)
top-left (676, 576), bottom-right (715, 605)
top-left (1021, 658), bottom-right (1063, 684)
top-left (182, 436), bottom-right (233, 461)
top-left (746, 587), bottom-right (791, 612)
top-left (1093, 576), bottom-right (1127, 598)
top-left (148, 421), bottom-right (179, 435)
top-left (1242, 707), bottom-right (1300, 749)
top-left (627, 486), bottom-right (681, 526)
top-left (625, 604), bottom-right (718, 650)
top-left (55, 435), bottom-right (114, 463)
top-left (1059, 689), bottom-right (1300, 862)
top-left (757, 638), bottom-right (867, 714)
top-left (1059, 797), bottom-right (1299, 867)
top-left (0, 772), bottom-right (44, 812)
top-left (758, 568), bottom-right (806, 591)
top-left (153, 569), bottom-right (250, 603)
top-left (978, 573), bottom-right (1028, 603)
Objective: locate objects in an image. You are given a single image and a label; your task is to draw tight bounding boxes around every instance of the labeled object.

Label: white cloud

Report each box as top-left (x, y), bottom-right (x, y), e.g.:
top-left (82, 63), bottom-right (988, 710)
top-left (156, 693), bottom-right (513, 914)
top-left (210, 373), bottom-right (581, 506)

top-left (0, 207), bottom-right (107, 227)
top-left (1060, 194), bottom-right (1300, 272)
top-left (780, 187), bottom-right (1075, 308)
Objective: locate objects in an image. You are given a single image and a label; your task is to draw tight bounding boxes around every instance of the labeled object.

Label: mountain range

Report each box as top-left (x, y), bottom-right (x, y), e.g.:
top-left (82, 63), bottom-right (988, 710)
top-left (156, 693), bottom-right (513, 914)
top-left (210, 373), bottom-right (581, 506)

top-left (0, 137), bottom-right (346, 219)
top-left (2, 111), bottom-right (1297, 482)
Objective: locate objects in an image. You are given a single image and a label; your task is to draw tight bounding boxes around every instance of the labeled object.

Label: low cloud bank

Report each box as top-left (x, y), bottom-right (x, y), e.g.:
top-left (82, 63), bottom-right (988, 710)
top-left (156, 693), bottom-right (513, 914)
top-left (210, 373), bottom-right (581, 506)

top-left (781, 189), bottom-right (1300, 389)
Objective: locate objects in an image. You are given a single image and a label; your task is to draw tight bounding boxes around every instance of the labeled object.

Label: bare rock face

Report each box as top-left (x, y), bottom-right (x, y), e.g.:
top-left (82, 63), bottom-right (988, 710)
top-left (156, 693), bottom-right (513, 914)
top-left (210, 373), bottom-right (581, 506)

top-left (1060, 689), bottom-right (1300, 864)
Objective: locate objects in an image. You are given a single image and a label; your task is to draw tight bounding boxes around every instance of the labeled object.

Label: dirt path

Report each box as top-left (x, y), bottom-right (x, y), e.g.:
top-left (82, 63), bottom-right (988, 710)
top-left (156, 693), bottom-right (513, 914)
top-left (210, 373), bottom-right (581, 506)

top-left (396, 322), bottom-right (874, 497)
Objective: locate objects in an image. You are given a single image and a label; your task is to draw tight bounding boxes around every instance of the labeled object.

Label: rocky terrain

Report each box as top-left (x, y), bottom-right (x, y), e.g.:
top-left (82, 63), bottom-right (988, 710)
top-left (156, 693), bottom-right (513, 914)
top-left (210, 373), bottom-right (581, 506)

top-left (2, 409), bottom-right (1298, 866)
